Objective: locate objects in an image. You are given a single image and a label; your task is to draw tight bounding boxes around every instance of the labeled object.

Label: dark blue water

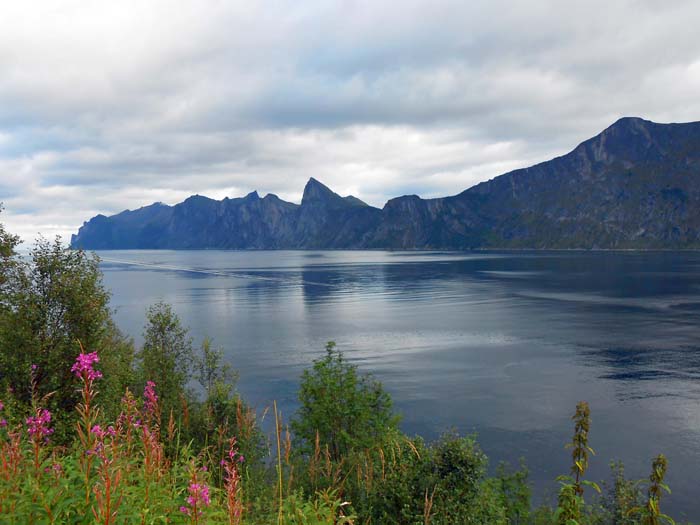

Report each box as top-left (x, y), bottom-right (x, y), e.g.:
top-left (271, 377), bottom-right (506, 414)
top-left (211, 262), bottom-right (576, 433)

top-left (97, 250), bottom-right (700, 519)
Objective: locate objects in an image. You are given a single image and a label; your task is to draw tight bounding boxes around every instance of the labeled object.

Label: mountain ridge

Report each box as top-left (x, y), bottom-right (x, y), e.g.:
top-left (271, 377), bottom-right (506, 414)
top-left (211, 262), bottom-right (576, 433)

top-left (71, 117), bottom-right (700, 250)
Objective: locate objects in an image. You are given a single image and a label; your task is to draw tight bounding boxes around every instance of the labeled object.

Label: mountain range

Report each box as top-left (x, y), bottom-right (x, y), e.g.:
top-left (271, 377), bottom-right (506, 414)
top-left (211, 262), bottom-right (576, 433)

top-left (71, 117), bottom-right (700, 250)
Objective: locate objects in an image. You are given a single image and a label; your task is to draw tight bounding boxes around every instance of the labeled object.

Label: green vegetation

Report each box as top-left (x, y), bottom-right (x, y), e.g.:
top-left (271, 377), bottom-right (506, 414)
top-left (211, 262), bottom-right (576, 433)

top-left (291, 341), bottom-right (399, 460)
top-left (0, 211), bottom-right (686, 523)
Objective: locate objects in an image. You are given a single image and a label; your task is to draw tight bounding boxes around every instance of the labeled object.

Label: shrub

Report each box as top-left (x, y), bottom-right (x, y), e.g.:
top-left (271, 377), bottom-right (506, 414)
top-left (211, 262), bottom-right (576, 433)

top-left (291, 342), bottom-right (399, 462)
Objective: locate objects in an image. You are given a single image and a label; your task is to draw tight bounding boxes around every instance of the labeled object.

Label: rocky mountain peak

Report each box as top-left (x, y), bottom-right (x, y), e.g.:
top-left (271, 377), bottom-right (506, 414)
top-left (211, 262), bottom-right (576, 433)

top-left (244, 190), bottom-right (260, 201)
top-left (301, 177), bottom-right (344, 206)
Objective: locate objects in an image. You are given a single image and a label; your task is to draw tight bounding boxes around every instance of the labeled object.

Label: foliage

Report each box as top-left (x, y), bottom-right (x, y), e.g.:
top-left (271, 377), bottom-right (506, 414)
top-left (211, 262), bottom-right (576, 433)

top-left (555, 401), bottom-right (601, 525)
top-left (291, 341), bottom-right (399, 461)
top-left (138, 301), bottom-right (194, 422)
top-left (591, 461), bottom-right (643, 525)
top-left (280, 490), bottom-right (355, 525)
top-left (0, 208), bottom-right (18, 253)
top-left (196, 337), bottom-right (238, 399)
top-left (0, 235), bottom-right (133, 442)
top-left (630, 454), bottom-right (675, 525)
top-left (495, 460), bottom-right (531, 525)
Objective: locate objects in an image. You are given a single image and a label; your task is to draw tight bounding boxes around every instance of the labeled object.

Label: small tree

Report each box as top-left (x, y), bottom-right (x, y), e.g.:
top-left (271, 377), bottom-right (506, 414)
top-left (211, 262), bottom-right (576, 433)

top-left (291, 342), bottom-right (399, 461)
top-left (138, 301), bottom-right (194, 420)
top-left (196, 337), bottom-right (237, 399)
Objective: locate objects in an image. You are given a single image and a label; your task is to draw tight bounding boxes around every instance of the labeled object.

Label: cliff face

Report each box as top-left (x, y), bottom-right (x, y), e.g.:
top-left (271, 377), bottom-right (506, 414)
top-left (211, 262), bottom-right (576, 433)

top-left (71, 117), bottom-right (700, 250)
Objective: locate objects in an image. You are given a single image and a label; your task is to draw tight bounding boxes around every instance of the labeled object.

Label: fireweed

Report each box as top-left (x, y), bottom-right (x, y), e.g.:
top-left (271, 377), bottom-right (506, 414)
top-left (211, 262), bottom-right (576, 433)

top-left (74, 346), bottom-right (103, 506)
top-left (26, 407), bottom-right (54, 474)
top-left (90, 424), bottom-right (123, 525)
top-left (180, 463), bottom-right (211, 525)
top-left (221, 437), bottom-right (244, 525)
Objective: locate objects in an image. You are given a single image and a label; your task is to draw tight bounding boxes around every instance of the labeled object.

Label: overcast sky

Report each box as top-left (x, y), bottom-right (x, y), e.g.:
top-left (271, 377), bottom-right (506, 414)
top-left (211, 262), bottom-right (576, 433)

top-left (2, 0), bottom-right (700, 242)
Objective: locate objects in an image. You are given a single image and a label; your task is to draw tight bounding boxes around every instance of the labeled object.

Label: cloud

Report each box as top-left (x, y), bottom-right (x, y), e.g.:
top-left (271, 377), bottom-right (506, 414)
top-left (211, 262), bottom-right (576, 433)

top-left (2, 0), bottom-right (700, 242)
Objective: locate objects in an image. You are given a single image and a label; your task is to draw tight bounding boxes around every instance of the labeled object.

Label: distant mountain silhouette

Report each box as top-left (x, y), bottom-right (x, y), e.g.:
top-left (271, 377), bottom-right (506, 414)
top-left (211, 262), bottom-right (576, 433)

top-left (71, 117), bottom-right (700, 250)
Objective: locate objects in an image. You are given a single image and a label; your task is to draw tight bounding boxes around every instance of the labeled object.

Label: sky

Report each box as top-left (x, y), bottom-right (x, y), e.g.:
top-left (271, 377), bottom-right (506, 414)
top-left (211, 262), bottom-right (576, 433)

top-left (2, 0), bottom-right (700, 243)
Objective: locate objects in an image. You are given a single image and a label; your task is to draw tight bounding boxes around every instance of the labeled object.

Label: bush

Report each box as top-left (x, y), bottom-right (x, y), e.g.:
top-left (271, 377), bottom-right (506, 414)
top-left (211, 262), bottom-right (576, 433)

top-left (291, 342), bottom-right (399, 461)
top-left (342, 430), bottom-right (509, 525)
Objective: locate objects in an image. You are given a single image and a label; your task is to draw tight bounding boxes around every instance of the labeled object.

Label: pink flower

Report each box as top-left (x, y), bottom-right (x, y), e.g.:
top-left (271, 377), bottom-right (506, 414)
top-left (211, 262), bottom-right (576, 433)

top-left (71, 352), bottom-right (103, 381)
top-left (144, 381), bottom-right (158, 415)
top-left (26, 409), bottom-right (54, 438)
top-left (0, 419), bottom-right (7, 428)
top-left (187, 483), bottom-right (211, 507)
top-left (222, 437), bottom-right (244, 524)
top-left (181, 482), bottom-right (211, 516)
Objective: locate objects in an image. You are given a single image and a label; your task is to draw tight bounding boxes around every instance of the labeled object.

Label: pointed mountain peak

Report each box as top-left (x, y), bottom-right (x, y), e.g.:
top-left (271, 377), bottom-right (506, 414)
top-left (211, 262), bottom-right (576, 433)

top-left (301, 177), bottom-right (342, 205)
top-left (244, 190), bottom-right (260, 201)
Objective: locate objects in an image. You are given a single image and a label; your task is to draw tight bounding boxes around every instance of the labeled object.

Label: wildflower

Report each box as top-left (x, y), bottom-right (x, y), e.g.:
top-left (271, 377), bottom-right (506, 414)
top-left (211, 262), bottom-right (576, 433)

top-left (222, 437), bottom-right (244, 524)
top-left (26, 409), bottom-right (54, 437)
top-left (0, 419), bottom-right (6, 427)
top-left (71, 351), bottom-right (103, 381)
top-left (117, 389), bottom-right (138, 431)
top-left (144, 381), bottom-right (159, 416)
top-left (91, 424), bottom-right (116, 439)
top-left (181, 482), bottom-right (211, 518)
top-left (188, 483), bottom-right (211, 507)
top-left (31, 364), bottom-right (37, 371)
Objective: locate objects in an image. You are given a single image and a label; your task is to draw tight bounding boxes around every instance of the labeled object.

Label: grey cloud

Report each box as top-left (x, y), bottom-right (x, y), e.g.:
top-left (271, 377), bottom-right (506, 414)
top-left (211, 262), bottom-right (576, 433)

top-left (1, 0), bottom-right (700, 242)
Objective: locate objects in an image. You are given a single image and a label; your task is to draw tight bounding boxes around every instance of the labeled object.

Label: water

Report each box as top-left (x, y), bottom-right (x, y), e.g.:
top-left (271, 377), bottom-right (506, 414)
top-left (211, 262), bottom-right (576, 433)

top-left (97, 250), bottom-right (700, 519)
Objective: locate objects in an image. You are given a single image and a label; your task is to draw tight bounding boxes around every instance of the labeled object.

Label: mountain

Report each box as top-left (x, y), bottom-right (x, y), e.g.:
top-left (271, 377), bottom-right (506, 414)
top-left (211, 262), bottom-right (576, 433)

top-left (71, 117), bottom-right (700, 250)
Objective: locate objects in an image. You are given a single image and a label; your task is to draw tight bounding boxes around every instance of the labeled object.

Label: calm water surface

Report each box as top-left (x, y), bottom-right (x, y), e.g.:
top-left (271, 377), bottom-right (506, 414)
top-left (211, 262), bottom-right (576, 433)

top-left (97, 250), bottom-right (700, 519)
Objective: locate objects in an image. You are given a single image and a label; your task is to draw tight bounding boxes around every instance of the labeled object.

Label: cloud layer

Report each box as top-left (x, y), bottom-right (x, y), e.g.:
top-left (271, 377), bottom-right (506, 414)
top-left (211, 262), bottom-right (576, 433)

top-left (2, 0), bottom-right (700, 242)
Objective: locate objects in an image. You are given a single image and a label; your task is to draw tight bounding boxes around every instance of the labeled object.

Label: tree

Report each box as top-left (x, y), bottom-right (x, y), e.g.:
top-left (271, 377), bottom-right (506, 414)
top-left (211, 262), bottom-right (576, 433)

top-left (0, 233), bottom-right (134, 441)
top-left (291, 342), bottom-right (399, 461)
top-left (196, 337), bottom-right (237, 399)
top-left (138, 301), bottom-right (194, 420)
top-left (0, 205), bottom-right (19, 258)
top-left (0, 205), bottom-right (21, 309)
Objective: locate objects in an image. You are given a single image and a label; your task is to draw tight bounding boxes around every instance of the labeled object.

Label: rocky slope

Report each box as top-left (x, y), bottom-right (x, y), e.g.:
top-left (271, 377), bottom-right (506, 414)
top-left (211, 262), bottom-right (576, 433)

top-left (71, 117), bottom-right (700, 250)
